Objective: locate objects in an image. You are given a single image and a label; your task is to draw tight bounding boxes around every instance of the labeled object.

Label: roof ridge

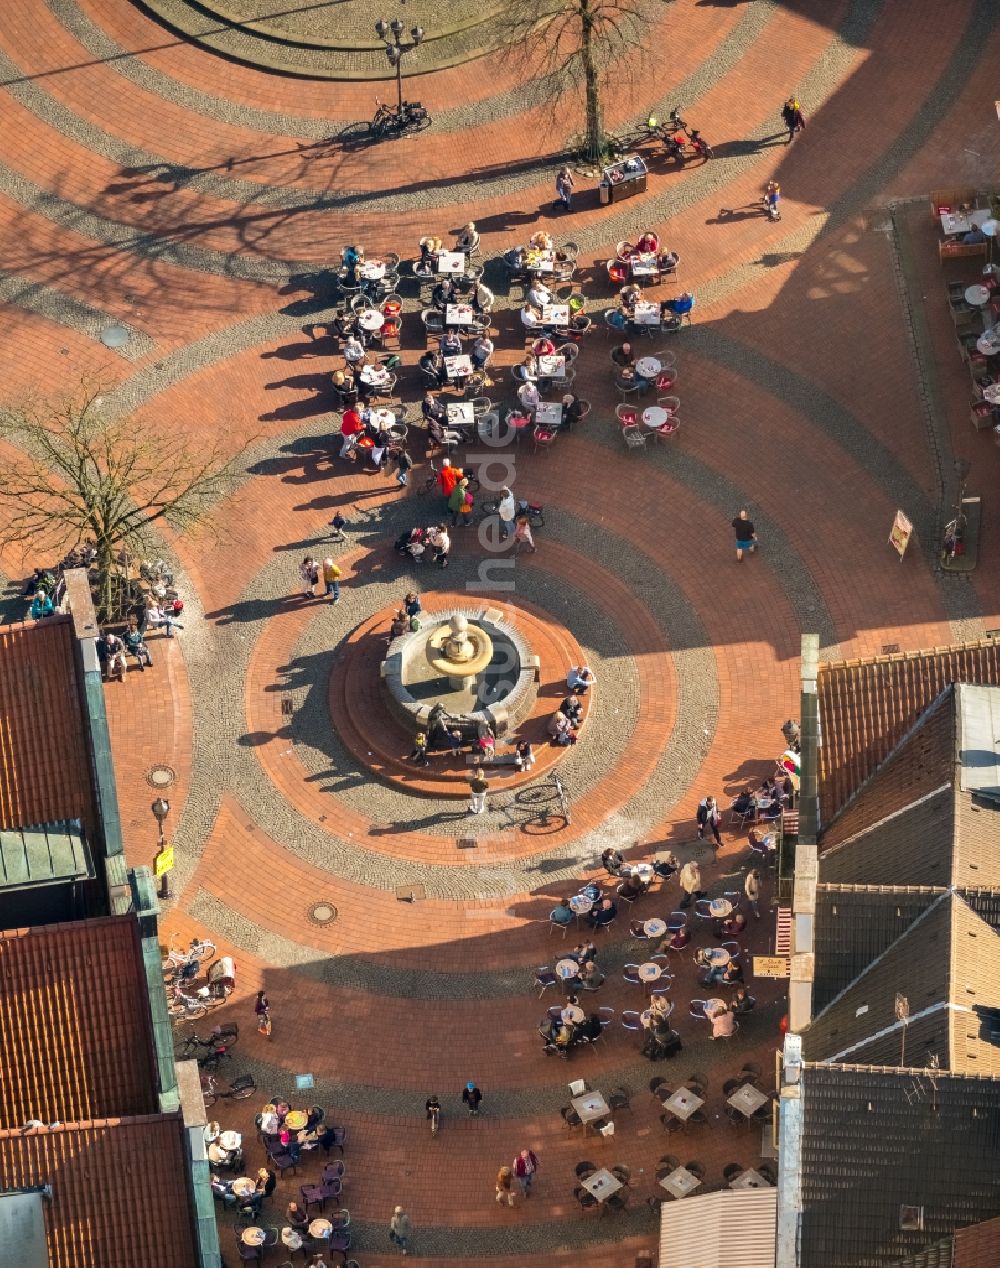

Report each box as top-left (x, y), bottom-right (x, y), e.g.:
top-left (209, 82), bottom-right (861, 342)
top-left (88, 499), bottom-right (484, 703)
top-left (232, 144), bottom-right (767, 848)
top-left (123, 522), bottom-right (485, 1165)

top-left (801, 1060), bottom-right (1000, 1080)
top-left (819, 637), bottom-right (1000, 672)
top-left (821, 783), bottom-right (953, 861)
top-left (823, 999), bottom-right (966, 1065)
top-left (816, 883), bottom-right (949, 894)
top-left (0, 1111), bottom-right (183, 1139)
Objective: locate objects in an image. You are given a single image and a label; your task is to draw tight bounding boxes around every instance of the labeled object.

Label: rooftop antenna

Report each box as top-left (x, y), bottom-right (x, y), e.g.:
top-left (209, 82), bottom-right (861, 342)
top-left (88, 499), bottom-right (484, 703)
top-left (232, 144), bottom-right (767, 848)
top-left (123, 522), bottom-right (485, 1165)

top-left (895, 993), bottom-right (910, 1066)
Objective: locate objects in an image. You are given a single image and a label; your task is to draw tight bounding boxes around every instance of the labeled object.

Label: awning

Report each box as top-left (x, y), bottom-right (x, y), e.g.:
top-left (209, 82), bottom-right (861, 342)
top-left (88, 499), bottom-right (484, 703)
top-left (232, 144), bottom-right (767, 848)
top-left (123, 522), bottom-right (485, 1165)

top-left (0, 820), bottom-right (94, 891)
top-left (659, 1187), bottom-right (777, 1268)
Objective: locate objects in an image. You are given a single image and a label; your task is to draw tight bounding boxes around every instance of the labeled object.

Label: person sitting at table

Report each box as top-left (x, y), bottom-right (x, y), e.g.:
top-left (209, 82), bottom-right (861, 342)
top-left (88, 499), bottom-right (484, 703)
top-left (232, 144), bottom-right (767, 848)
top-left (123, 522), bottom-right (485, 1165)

top-left (696, 948), bottom-right (726, 987)
top-left (568, 665), bottom-right (595, 694)
top-left (720, 910), bottom-right (748, 938)
top-left (419, 349), bottom-right (446, 387)
top-left (562, 394), bottom-right (585, 429)
top-left (620, 282), bottom-right (643, 311)
top-left (721, 958), bottom-right (744, 986)
top-left (601, 847), bottom-right (624, 875)
top-left (427, 418), bottom-right (463, 454)
top-left (256, 1166), bottom-right (277, 1202)
top-left (560, 695), bottom-right (584, 727)
top-left (551, 897), bottom-right (574, 928)
top-left (706, 1000), bottom-right (735, 1039)
top-left (611, 342), bottom-right (636, 368)
top-left (731, 786), bottom-right (754, 817)
top-left (580, 960), bottom-right (605, 990)
top-left (343, 334), bottom-right (366, 365)
top-left (532, 335), bottom-right (557, 358)
top-left (529, 230), bottom-right (553, 251)
top-left (732, 986), bottom-right (756, 1015)
top-left (527, 279), bottom-right (552, 309)
top-left (286, 1201), bottom-right (309, 1231)
top-left (653, 850), bottom-right (679, 880)
top-left (589, 896), bottom-right (617, 929)
top-left (440, 330), bottom-right (462, 359)
top-left (660, 924), bottom-right (691, 953)
top-left (520, 304), bottom-right (544, 329)
top-left (473, 282), bottom-right (494, 312)
top-left (342, 243), bottom-right (363, 286)
top-left (418, 235), bottom-right (435, 267)
top-left (572, 940), bottom-right (597, 965)
top-left (963, 225), bottom-right (987, 244)
top-left (577, 1012), bottom-right (604, 1042)
top-left (454, 221), bottom-right (480, 253)
top-left (658, 249), bottom-right (680, 274)
top-left (661, 291), bottom-right (695, 324)
top-left (637, 230), bottom-right (659, 254)
top-left (210, 1175), bottom-right (239, 1208)
top-left (432, 276), bottom-right (456, 309)
top-left (518, 381), bottom-right (541, 414)
top-left (618, 872), bottom-right (648, 901)
top-left (422, 390), bottom-right (448, 426)
top-left (470, 334), bottom-right (494, 372)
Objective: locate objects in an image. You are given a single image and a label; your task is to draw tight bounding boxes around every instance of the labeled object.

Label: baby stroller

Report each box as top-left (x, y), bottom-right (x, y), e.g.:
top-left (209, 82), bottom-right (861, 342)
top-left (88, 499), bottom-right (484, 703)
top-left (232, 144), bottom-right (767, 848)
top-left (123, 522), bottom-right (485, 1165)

top-left (394, 527), bottom-right (428, 565)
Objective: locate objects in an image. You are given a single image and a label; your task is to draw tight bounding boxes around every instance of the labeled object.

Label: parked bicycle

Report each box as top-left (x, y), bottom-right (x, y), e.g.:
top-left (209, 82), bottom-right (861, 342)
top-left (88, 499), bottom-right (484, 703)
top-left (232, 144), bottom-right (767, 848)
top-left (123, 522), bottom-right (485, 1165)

top-left (168, 981), bottom-right (226, 1021)
top-left (162, 935), bottom-right (216, 979)
top-left (201, 1072), bottom-right (255, 1108)
top-left (178, 1023), bottom-right (238, 1068)
top-left (369, 96), bottom-right (431, 139)
top-left (477, 497), bottom-right (545, 529)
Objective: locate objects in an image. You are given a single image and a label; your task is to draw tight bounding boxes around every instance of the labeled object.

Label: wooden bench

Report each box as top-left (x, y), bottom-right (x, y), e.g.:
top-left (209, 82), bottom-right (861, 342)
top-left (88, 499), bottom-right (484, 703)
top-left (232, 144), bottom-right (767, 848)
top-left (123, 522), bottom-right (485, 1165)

top-left (464, 752), bottom-right (521, 768)
top-left (939, 239), bottom-right (987, 262)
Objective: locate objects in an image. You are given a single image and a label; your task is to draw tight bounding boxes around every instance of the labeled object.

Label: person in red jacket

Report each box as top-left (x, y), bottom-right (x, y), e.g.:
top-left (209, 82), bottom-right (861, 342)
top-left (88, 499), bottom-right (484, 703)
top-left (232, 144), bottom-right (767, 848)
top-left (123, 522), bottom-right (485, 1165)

top-left (512, 1148), bottom-right (539, 1197)
top-left (436, 458), bottom-right (463, 501)
top-left (339, 406), bottom-right (364, 458)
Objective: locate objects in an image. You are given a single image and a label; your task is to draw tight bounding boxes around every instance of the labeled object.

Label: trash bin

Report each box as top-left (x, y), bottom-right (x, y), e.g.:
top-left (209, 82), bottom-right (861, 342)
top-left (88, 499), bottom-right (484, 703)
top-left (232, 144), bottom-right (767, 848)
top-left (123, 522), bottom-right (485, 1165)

top-left (599, 182), bottom-right (610, 206)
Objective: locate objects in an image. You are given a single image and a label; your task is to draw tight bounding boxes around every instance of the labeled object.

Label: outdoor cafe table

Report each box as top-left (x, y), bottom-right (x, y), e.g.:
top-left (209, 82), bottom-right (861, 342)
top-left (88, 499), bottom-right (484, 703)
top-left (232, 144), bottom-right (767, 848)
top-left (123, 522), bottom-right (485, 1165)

top-left (642, 406), bottom-right (673, 429)
top-left (437, 251), bottom-right (466, 274)
top-left (447, 401), bottom-right (474, 425)
top-left (940, 208), bottom-right (990, 236)
top-left (641, 1001), bottom-right (673, 1026)
top-left (638, 961), bottom-right (664, 984)
top-left (525, 250), bottom-right (555, 273)
top-left (219, 1130), bottom-right (241, 1152)
top-left (643, 918), bottom-right (667, 938)
top-left (285, 1110), bottom-right (308, 1131)
top-left (445, 303), bottom-right (475, 326)
top-left (983, 383), bottom-right (1000, 404)
top-left (281, 1227), bottom-right (304, 1250)
top-left (360, 260), bottom-right (386, 280)
top-left (704, 947), bottom-right (731, 966)
top-left (631, 252), bottom-right (659, 277)
top-left (232, 1177), bottom-right (256, 1198)
top-left (581, 1167), bottom-right (624, 1201)
top-left (562, 1003), bottom-right (586, 1024)
top-left (444, 354), bottom-right (473, 378)
top-left (569, 894), bottom-right (593, 915)
top-left (709, 898), bottom-right (733, 919)
top-left (659, 1166), bottom-right (701, 1199)
top-left (572, 1090), bottom-right (611, 1123)
top-left (977, 332), bottom-right (1000, 357)
top-left (556, 957), bottom-right (581, 979)
top-left (358, 309), bottom-right (384, 332)
top-left (541, 304), bottom-right (570, 325)
top-left (537, 354), bottom-right (566, 377)
top-left (535, 401), bottom-right (563, 427)
top-left (662, 1087), bottom-right (704, 1121)
top-left (728, 1083), bottom-right (769, 1118)
top-left (358, 365), bottom-right (390, 387)
top-left (370, 407), bottom-right (396, 429)
top-left (242, 1228), bottom-right (266, 1247)
top-left (310, 1218), bottom-right (333, 1239)
top-left (636, 356), bottom-right (661, 379)
top-left (622, 862), bottom-right (654, 881)
top-left (632, 301), bottom-right (660, 325)
top-left (966, 284), bottom-right (990, 306)
top-left (730, 1168), bottom-right (772, 1190)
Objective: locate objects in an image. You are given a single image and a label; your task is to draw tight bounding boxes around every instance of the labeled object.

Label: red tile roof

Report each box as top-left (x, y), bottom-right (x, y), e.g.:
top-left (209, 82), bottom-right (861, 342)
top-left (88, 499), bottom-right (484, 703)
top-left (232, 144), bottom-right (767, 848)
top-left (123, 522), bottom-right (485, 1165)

top-left (817, 639), bottom-right (1000, 824)
top-left (954, 1215), bottom-right (1000, 1267)
top-left (0, 1117), bottom-right (198, 1268)
top-left (0, 618), bottom-right (97, 836)
top-left (0, 917), bottom-right (158, 1128)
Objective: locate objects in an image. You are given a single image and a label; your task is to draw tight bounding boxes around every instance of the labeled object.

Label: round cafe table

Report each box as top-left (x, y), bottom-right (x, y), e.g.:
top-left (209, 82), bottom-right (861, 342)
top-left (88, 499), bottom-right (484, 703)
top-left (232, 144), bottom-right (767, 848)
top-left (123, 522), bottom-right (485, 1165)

top-left (643, 918), bottom-right (667, 938)
top-left (569, 894), bottom-right (593, 914)
top-left (232, 1177), bottom-right (255, 1198)
top-left (219, 1130), bottom-right (241, 1152)
top-left (638, 961), bottom-right (663, 983)
top-left (636, 356), bottom-right (661, 379)
top-left (361, 260), bottom-right (386, 280)
top-left (709, 898), bottom-right (733, 918)
top-left (359, 366), bottom-right (390, 386)
top-left (310, 1218), bottom-right (333, 1239)
top-left (641, 1001), bottom-right (673, 1026)
top-left (706, 947), bottom-right (731, 966)
top-left (556, 957), bottom-right (580, 979)
top-left (984, 384), bottom-right (1000, 405)
top-left (358, 309), bottom-right (384, 332)
top-left (562, 1003), bottom-right (586, 1024)
top-left (281, 1227), bottom-right (304, 1249)
top-left (978, 331), bottom-right (1000, 356)
top-left (642, 405), bottom-right (671, 429)
top-left (285, 1110), bottom-right (307, 1131)
top-left (370, 408), bottom-right (396, 427)
top-left (966, 284), bottom-right (990, 306)
top-left (242, 1227), bottom-right (266, 1247)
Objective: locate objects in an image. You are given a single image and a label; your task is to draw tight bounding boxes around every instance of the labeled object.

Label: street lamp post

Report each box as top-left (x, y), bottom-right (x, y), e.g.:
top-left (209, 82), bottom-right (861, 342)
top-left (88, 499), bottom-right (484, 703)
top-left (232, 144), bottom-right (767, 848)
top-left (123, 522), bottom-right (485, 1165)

top-left (151, 797), bottom-right (170, 899)
top-left (374, 17), bottom-right (424, 114)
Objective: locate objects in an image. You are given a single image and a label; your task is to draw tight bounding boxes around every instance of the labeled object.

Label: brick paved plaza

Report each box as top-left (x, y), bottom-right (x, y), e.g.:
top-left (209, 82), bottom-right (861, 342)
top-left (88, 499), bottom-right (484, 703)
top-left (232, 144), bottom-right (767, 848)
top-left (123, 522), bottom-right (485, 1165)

top-left (1, 1), bottom-right (1000, 1263)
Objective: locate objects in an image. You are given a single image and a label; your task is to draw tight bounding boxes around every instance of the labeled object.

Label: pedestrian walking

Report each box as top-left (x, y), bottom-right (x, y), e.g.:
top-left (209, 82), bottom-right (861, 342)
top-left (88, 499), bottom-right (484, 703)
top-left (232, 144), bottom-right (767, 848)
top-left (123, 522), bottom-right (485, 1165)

top-left (512, 1148), bottom-right (539, 1197)
top-left (463, 1081), bottom-right (483, 1116)
top-left (513, 514), bottom-right (536, 554)
top-left (254, 989), bottom-right (272, 1037)
top-left (299, 556), bottom-right (318, 596)
top-left (745, 867), bottom-right (761, 918)
top-left (495, 1165), bottom-right (515, 1207)
top-left (497, 487), bottom-right (517, 540)
top-left (469, 764), bottom-right (489, 815)
top-left (394, 446), bottom-right (413, 487)
top-left (696, 795), bottom-right (723, 847)
top-left (554, 166), bottom-right (575, 211)
top-left (678, 860), bottom-right (704, 909)
top-left (449, 477), bottom-right (472, 528)
top-left (731, 509), bottom-right (758, 561)
top-left (429, 524), bottom-right (450, 569)
top-left (408, 732), bottom-right (430, 767)
top-left (781, 97), bottom-right (806, 143)
top-left (322, 558), bottom-right (341, 603)
top-left (388, 1205), bottom-right (411, 1255)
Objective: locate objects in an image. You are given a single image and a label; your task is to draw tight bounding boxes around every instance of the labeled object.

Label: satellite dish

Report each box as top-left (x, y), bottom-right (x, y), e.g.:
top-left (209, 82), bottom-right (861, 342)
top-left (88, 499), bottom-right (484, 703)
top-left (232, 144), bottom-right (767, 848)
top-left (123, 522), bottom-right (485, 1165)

top-left (981, 219), bottom-right (999, 237)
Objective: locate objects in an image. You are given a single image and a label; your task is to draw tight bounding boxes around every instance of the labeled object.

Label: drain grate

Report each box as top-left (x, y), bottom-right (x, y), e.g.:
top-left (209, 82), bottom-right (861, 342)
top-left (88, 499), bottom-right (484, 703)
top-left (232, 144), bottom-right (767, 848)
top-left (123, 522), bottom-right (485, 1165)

top-left (308, 903), bottom-right (338, 925)
top-left (146, 765), bottom-right (176, 789)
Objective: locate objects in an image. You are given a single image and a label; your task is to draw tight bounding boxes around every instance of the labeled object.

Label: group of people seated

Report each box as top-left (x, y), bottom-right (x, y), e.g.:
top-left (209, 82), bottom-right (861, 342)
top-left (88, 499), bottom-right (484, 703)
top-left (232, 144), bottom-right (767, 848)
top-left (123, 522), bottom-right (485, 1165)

top-left (96, 606), bottom-right (164, 680)
top-left (539, 1006), bottom-right (606, 1058)
top-left (696, 948), bottom-right (745, 989)
top-left (641, 993), bottom-right (683, 1061)
top-left (429, 275), bottom-right (493, 313)
top-left (730, 773), bottom-right (794, 822)
top-left (548, 692), bottom-right (584, 746)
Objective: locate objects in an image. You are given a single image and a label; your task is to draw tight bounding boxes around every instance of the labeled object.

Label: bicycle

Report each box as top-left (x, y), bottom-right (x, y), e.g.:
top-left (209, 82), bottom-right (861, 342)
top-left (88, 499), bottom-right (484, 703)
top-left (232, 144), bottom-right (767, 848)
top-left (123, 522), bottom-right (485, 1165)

top-left (162, 934), bottom-right (216, 977)
top-left (201, 1072), bottom-right (256, 1108)
top-left (168, 981), bottom-right (226, 1021)
top-left (369, 96), bottom-right (431, 139)
top-left (477, 497), bottom-right (544, 529)
top-left (419, 458), bottom-right (481, 497)
top-left (178, 1024), bottom-right (238, 1066)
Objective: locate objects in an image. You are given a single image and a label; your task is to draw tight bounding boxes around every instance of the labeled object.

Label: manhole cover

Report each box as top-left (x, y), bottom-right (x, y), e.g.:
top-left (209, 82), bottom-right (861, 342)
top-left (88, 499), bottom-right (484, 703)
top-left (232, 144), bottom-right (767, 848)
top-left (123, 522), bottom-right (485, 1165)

top-left (146, 764), bottom-right (176, 789)
top-left (308, 903), bottom-right (338, 925)
top-left (99, 323), bottom-right (130, 349)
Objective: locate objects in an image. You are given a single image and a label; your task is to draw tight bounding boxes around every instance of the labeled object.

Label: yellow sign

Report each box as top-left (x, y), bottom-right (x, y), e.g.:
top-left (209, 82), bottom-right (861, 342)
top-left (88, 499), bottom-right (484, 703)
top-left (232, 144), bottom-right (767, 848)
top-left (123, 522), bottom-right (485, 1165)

top-left (154, 845), bottom-right (175, 877)
top-left (754, 956), bottom-right (790, 978)
top-left (888, 510), bottom-right (913, 561)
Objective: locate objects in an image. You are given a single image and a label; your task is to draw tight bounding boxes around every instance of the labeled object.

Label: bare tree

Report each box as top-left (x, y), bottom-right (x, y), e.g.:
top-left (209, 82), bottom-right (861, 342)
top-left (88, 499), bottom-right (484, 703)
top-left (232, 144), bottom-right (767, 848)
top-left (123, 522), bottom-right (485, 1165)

top-left (0, 384), bottom-right (240, 620)
top-left (501, 0), bottom-right (663, 163)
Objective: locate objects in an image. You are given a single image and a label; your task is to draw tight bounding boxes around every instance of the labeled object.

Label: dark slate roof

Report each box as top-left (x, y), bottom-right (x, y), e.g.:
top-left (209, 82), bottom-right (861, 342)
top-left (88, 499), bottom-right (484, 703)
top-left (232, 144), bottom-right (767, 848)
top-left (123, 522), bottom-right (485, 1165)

top-left (816, 641), bottom-right (1000, 824)
top-left (820, 787), bottom-right (955, 887)
top-left (799, 1064), bottom-right (1000, 1268)
top-left (812, 887), bottom-right (942, 1014)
